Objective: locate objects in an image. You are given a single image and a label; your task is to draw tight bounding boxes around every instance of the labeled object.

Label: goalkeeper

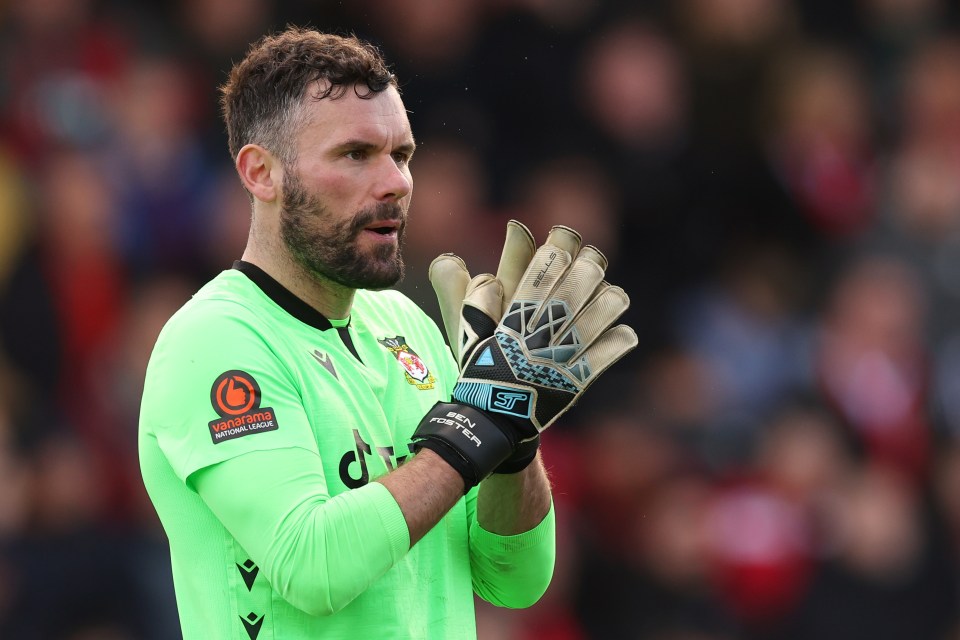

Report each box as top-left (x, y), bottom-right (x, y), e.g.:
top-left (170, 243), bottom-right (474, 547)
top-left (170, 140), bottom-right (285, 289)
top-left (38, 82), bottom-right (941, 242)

top-left (138, 26), bottom-right (637, 640)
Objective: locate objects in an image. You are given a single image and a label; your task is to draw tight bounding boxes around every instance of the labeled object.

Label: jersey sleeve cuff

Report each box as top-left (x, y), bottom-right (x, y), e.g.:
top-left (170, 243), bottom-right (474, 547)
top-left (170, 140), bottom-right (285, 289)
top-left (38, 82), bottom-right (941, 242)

top-left (367, 481), bottom-right (412, 556)
top-left (469, 501), bottom-right (556, 608)
top-left (471, 499), bottom-right (555, 553)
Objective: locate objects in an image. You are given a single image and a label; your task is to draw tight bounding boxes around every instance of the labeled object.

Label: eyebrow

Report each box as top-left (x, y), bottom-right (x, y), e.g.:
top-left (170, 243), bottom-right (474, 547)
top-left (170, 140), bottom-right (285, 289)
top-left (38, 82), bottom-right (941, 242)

top-left (332, 139), bottom-right (417, 156)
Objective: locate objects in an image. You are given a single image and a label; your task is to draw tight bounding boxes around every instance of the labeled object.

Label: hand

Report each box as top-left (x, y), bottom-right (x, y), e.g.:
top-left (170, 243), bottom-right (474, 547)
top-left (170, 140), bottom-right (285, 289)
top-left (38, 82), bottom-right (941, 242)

top-left (428, 220), bottom-right (541, 473)
top-left (413, 223), bottom-right (638, 489)
top-left (453, 225), bottom-right (636, 436)
top-left (429, 219), bottom-right (536, 370)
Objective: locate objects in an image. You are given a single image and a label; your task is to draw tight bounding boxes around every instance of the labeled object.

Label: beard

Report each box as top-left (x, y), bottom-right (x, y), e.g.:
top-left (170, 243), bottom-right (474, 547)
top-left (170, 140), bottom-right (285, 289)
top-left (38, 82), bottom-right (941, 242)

top-left (279, 171), bottom-right (407, 290)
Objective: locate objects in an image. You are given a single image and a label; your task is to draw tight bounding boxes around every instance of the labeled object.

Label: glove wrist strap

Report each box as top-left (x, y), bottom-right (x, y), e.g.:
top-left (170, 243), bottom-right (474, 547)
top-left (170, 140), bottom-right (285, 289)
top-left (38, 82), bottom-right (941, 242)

top-left (412, 402), bottom-right (517, 491)
top-left (494, 434), bottom-right (540, 474)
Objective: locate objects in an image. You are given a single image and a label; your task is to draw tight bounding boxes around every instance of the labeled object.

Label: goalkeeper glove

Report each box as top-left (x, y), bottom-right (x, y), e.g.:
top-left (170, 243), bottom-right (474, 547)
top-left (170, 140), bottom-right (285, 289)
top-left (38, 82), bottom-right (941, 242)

top-left (413, 222), bottom-right (637, 489)
top-left (428, 220), bottom-right (540, 473)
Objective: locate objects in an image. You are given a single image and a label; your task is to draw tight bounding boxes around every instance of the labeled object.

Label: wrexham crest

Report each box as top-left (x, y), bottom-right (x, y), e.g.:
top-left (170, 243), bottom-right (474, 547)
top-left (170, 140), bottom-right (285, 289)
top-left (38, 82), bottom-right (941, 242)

top-left (378, 336), bottom-right (436, 390)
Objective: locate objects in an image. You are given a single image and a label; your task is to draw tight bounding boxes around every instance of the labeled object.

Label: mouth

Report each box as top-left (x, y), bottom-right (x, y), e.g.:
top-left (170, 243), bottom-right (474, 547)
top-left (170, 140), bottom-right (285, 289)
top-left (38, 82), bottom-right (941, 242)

top-left (362, 219), bottom-right (402, 238)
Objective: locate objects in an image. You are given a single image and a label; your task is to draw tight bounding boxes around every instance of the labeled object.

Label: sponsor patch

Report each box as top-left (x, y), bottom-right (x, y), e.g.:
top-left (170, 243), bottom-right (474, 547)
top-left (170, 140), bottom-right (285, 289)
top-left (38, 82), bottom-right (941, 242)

top-left (208, 370), bottom-right (279, 444)
top-left (378, 336), bottom-right (436, 390)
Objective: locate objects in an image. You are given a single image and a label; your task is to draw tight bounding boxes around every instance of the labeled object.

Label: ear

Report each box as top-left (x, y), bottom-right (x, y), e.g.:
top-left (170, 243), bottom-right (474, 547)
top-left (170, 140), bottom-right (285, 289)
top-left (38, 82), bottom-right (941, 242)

top-left (236, 144), bottom-right (281, 203)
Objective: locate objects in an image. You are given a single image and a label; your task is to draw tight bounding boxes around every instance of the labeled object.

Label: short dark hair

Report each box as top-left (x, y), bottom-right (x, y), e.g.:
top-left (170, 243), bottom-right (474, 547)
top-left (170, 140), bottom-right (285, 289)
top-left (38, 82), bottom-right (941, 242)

top-left (220, 26), bottom-right (397, 165)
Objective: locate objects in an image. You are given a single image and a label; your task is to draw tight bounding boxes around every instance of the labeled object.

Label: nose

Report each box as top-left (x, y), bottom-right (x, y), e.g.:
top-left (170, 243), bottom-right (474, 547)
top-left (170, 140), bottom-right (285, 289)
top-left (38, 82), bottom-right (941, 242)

top-left (375, 156), bottom-right (412, 202)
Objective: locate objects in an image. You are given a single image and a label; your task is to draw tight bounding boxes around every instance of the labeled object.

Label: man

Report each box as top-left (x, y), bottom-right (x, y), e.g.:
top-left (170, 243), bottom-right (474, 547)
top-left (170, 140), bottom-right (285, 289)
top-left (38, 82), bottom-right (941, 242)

top-left (139, 27), bottom-right (635, 639)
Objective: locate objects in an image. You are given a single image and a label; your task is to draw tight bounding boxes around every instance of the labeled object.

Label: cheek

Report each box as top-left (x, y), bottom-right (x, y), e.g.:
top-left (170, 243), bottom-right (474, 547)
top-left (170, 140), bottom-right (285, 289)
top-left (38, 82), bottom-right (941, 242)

top-left (308, 171), bottom-right (364, 213)
top-left (313, 170), bottom-right (353, 196)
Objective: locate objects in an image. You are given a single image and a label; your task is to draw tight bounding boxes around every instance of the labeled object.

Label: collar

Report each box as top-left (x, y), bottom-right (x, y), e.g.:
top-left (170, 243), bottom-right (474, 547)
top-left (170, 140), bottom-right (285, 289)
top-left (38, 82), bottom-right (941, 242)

top-left (232, 260), bottom-right (340, 332)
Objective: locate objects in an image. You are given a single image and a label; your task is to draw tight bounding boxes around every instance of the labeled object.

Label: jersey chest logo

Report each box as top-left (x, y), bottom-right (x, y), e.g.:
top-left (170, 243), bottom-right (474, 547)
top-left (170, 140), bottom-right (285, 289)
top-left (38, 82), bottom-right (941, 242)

top-left (378, 336), bottom-right (436, 390)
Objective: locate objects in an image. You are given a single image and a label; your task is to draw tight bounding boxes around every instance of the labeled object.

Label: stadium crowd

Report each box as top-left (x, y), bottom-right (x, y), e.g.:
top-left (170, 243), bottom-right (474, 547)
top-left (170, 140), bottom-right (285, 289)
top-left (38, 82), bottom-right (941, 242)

top-left (0, 0), bottom-right (959, 638)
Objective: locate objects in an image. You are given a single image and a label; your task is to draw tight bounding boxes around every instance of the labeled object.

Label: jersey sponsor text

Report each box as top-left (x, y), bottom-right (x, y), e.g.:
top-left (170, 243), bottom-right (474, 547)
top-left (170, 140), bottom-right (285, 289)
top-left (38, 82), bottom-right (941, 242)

top-left (209, 408), bottom-right (279, 443)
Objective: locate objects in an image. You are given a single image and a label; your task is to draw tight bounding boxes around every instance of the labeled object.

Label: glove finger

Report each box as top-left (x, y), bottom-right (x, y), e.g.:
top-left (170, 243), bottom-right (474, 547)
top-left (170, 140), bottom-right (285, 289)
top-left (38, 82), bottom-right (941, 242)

top-left (548, 284), bottom-right (629, 362)
top-left (459, 274), bottom-right (503, 367)
top-left (503, 243), bottom-right (574, 335)
top-left (429, 253), bottom-right (470, 358)
top-left (464, 273), bottom-right (502, 313)
top-left (495, 220), bottom-right (536, 311)
top-left (564, 323), bottom-right (638, 389)
top-left (545, 225), bottom-right (582, 258)
top-left (506, 225), bottom-right (583, 316)
top-left (544, 252), bottom-right (608, 317)
top-left (576, 244), bottom-right (608, 271)
top-left (508, 223), bottom-right (584, 312)
top-left (523, 254), bottom-right (606, 352)
top-left (533, 325), bottom-right (635, 432)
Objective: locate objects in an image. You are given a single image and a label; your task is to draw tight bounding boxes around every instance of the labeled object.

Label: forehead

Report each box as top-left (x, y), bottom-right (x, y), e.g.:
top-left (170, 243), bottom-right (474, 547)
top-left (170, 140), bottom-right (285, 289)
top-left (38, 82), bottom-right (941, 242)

top-left (297, 84), bottom-right (412, 149)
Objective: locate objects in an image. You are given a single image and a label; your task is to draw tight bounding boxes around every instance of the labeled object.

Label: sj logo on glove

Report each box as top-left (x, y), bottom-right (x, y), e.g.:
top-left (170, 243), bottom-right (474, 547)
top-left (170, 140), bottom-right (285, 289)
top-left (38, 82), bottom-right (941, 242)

top-left (491, 390), bottom-right (531, 414)
top-left (452, 380), bottom-right (534, 420)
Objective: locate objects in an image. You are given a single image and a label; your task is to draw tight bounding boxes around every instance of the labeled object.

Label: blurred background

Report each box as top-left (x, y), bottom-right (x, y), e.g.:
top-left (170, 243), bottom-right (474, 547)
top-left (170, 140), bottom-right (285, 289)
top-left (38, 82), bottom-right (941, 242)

top-left (0, 0), bottom-right (959, 638)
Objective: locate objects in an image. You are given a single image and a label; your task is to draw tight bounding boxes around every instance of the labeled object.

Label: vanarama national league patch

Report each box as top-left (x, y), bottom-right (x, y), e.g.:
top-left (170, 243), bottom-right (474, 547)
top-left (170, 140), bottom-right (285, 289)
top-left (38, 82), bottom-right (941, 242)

top-left (378, 336), bottom-right (436, 390)
top-left (208, 370), bottom-right (279, 444)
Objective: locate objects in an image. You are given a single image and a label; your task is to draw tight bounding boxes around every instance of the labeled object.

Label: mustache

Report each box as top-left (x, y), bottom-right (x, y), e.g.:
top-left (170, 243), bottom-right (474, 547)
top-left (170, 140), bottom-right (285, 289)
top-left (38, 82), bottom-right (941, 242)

top-left (348, 202), bottom-right (406, 235)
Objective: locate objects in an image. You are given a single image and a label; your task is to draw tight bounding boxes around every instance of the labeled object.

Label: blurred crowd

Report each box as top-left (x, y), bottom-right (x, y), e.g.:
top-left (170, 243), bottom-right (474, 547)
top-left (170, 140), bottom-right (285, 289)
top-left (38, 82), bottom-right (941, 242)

top-left (0, 0), bottom-right (959, 638)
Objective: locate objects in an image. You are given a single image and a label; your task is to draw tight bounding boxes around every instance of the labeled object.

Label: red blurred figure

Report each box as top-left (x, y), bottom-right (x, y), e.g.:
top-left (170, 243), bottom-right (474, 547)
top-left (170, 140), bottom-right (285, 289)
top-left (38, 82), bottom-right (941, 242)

top-left (0, 0), bottom-right (129, 167)
top-left (814, 255), bottom-right (931, 482)
top-left (762, 46), bottom-right (877, 239)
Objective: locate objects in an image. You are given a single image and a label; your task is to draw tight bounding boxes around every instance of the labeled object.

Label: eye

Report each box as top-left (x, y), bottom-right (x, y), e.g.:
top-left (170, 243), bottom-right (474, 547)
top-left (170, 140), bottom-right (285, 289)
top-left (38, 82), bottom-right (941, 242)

top-left (392, 151), bottom-right (411, 166)
top-left (345, 149), bottom-right (368, 161)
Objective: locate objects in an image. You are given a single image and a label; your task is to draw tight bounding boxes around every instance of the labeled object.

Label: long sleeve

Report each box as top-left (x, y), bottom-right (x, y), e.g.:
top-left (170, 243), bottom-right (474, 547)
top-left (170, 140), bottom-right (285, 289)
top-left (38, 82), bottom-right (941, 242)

top-left (192, 447), bottom-right (411, 616)
top-left (465, 488), bottom-right (556, 608)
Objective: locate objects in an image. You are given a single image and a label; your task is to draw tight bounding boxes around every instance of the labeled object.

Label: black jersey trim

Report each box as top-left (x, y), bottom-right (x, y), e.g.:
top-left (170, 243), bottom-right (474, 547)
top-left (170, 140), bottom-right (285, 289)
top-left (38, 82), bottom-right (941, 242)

top-left (233, 260), bottom-right (334, 331)
top-left (337, 326), bottom-right (362, 362)
top-left (232, 261), bottom-right (365, 364)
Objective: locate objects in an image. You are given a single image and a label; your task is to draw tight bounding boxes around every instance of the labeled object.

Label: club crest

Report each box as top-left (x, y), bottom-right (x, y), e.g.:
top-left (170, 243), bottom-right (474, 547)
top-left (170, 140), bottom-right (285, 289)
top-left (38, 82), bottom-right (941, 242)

top-left (378, 336), bottom-right (436, 390)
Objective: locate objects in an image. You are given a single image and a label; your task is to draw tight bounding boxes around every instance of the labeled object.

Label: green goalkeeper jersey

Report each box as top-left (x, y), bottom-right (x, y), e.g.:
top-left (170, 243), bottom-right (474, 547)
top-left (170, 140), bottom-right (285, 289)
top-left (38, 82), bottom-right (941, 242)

top-left (139, 262), bottom-right (555, 640)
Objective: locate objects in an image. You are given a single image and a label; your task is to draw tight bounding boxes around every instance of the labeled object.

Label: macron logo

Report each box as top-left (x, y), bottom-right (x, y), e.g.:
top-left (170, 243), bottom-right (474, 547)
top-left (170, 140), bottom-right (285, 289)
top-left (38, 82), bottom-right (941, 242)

top-left (312, 350), bottom-right (338, 380)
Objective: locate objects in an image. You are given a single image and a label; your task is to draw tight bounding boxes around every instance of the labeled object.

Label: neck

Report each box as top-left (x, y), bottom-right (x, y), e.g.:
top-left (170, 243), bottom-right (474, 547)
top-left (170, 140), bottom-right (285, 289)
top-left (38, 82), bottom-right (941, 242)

top-left (241, 240), bottom-right (355, 321)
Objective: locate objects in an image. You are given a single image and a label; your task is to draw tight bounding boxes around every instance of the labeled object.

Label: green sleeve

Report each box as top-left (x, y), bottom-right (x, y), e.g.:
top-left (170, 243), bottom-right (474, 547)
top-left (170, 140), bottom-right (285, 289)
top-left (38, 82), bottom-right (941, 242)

top-left (465, 490), bottom-right (556, 608)
top-left (191, 447), bottom-right (410, 617)
top-left (143, 300), bottom-right (325, 480)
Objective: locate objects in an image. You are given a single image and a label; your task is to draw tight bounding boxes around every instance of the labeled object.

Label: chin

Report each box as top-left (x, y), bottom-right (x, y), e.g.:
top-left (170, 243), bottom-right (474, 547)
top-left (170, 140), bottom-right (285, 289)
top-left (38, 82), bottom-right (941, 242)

top-left (365, 269), bottom-right (405, 290)
top-left (340, 262), bottom-right (405, 290)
